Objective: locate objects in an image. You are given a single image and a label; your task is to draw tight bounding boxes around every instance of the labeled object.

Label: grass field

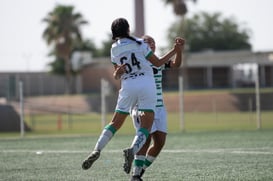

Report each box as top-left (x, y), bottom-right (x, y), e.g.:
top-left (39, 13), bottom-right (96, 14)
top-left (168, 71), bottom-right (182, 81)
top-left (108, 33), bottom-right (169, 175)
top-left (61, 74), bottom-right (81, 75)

top-left (1, 89), bottom-right (273, 180)
top-left (1, 130), bottom-right (273, 180)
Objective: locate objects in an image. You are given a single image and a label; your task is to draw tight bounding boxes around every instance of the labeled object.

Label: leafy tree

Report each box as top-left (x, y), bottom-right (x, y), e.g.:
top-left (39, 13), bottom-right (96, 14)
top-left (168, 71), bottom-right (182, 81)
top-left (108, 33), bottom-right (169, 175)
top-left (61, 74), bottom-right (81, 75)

top-left (49, 39), bottom-right (103, 75)
top-left (168, 12), bottom-right (252, 52)
top-left (42, 5), bottom-right (88, 94)
top-left (48, 57), bottom-right (66, 75)
top-left (97, 34), bottom-right (113, 57)
top-left (73, 39), bottom-right (99, 57)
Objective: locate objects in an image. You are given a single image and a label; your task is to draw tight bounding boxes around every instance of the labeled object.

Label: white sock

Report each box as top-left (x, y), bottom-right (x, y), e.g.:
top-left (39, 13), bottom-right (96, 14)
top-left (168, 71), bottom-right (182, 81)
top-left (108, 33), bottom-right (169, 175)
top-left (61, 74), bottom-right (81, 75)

top-left (130, 128), bottom-right (149, 154)
top-left (94, 125), bottom-right (116, 151)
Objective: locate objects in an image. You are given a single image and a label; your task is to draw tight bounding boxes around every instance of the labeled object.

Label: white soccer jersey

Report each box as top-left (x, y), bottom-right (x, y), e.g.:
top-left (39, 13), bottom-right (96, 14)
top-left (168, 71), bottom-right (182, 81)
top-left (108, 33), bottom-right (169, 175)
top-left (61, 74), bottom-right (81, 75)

top-left (111, 38), bottom-right (157, 114)
top-left (111, 38), bottom-right (154, 80)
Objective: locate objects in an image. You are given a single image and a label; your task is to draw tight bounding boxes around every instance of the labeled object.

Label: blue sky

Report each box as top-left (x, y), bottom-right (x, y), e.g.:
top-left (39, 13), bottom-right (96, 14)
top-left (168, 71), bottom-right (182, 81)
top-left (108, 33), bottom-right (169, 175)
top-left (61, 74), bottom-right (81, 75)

top-left (0, 0), bottom-right (272, 71)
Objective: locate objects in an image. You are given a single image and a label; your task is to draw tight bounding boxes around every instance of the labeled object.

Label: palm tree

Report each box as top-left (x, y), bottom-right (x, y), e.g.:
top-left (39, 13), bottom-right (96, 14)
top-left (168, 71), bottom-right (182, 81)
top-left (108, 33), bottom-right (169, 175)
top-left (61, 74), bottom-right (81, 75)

top-left (164, 0), bottom-right (187, 15)
top-left (164, 0), bottom-right (198, 16)
top-left (42, 5), bottom-right (88, 94)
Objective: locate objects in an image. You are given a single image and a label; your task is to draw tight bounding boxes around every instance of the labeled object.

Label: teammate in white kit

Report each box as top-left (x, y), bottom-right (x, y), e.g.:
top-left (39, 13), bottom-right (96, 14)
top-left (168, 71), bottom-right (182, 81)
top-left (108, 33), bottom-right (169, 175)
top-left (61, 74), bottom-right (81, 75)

top-left (130, 35), bottom-right (185, 181)
top-left (81, 18), bottom-right (182, 175)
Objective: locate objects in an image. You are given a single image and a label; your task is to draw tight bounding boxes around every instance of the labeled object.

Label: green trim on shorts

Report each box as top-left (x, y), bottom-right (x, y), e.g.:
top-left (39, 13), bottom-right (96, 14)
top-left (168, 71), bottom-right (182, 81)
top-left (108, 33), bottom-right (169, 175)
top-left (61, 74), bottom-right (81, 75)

top-left (139, 128), bottom-right (149, 138)
top-left (138, 109), bottom-right (154, 113)
top-left (115, 110), bottom-right (129, 115)
top-left (134, 159), bottom-right (144, 167)
top-left (104, 124), bottom-right (117, 134)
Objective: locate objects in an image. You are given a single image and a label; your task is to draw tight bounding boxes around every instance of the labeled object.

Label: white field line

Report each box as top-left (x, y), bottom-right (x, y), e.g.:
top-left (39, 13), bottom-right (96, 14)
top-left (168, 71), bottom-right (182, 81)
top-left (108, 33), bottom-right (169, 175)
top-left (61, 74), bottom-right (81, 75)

top-left (163, 149), bottom-right (273, 155)
top-left (1, 148), bottom-right (273, 155)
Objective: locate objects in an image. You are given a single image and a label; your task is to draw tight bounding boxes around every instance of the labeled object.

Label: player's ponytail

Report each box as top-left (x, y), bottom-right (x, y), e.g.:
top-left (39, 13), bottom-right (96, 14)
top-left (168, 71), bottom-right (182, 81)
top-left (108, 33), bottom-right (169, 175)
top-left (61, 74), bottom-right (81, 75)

top-left (111, 18), bottom-right (141, 45)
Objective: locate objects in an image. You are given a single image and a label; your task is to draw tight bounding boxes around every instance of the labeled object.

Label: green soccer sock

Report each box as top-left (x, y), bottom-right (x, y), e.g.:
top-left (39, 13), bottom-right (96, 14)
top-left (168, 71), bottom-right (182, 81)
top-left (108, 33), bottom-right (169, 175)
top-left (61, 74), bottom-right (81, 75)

top-left (143, 155), bottom-right (156, 169)
top-left (132, 155), bottom-right (145, 176)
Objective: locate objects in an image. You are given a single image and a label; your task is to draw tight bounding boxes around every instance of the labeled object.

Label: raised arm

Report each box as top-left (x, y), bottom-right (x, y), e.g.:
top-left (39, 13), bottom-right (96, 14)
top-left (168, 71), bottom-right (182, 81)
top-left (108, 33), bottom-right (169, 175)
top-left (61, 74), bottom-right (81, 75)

top-left (148, 37), bottom-right (185, 67)
top-left (147, 48), bottom-right (176, 67)
top-left (169, 37), bottom-right (185, 68)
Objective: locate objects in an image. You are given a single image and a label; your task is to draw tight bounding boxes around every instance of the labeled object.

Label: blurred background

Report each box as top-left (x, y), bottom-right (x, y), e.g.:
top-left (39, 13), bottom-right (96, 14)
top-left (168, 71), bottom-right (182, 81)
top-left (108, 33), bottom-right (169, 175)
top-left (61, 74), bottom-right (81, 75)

top-left (0, 0), bottom-right (273, 135)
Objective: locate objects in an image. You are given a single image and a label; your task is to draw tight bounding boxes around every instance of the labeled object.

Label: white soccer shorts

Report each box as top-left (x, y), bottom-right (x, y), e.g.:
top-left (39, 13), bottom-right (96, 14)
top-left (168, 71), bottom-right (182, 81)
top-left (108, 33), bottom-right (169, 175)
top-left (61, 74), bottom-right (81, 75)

top-left (115, 76), bottom-right (156, 114)
top-left (131, 106), bottom-right (167, 134)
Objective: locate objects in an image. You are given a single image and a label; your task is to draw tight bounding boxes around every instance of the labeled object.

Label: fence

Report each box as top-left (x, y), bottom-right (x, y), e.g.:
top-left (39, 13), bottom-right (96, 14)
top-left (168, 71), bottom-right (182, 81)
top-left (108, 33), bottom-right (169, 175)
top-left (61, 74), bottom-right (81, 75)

top-left (10, 86), bottom-right (273, 135)
top-left (1, 73), bottom-right (273, 135)
top-left (0, 72), bottom-right (82, 100)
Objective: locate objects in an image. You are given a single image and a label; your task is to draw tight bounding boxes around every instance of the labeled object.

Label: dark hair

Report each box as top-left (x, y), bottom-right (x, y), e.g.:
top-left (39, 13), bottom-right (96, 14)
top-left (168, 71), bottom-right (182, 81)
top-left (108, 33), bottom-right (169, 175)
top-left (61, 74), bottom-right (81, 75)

top-left (111, 18), bottom-right (141, 45)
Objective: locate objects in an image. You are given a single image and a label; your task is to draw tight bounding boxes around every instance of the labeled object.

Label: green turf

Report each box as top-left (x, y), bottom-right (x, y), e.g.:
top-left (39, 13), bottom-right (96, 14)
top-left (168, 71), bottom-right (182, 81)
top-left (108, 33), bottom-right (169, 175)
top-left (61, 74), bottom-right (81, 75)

top-left (1, 130), bottom-right (273, 180)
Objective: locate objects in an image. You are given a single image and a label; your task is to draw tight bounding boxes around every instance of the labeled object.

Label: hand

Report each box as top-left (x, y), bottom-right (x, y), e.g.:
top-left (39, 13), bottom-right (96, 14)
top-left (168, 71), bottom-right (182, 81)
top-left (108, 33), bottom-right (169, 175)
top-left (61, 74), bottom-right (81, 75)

top-left (117, 64), bottom-right (126, 74)
top-left (175, 37), bottom-right (185, 46)
top-left (174, 37), bottom-right (185, 52)
top-left (114, 64), bottom-right (126, 79)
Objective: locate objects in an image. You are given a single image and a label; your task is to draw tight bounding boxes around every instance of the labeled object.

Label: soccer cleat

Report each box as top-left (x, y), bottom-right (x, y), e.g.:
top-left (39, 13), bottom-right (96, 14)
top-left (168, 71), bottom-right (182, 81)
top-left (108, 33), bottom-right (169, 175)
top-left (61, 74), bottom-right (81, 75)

top-left (123, 148), bottom-right (134, 174)
top-left (131, 175), bottom-right (143, 181)
top-left (82, 150), bottom-right (100, 170)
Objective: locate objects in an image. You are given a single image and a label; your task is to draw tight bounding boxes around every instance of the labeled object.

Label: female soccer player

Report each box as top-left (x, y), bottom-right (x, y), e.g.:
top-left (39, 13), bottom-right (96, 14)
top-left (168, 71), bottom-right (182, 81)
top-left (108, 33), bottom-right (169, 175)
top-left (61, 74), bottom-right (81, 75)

top-left (81, 18), bottom-right (182, 174)
top-left (129, 35), bottom-right (185, 181)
